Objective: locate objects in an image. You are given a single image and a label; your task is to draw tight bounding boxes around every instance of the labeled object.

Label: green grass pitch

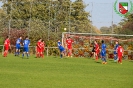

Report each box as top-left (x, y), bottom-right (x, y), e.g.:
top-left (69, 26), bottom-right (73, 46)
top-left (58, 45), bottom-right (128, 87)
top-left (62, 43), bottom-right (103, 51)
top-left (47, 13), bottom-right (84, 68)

top-left (0, 54), bottom-right (133, 88)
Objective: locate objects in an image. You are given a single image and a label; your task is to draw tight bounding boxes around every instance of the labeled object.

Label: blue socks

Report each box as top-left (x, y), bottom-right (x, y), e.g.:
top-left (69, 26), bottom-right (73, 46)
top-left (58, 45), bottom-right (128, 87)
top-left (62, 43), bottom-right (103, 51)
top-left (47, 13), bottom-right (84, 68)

top-left (15, 52), bottom-right (20, 56)
top-left (60, 54), bottom-right (63, 58)
top-left (22, 53), bottom-right (29, 58)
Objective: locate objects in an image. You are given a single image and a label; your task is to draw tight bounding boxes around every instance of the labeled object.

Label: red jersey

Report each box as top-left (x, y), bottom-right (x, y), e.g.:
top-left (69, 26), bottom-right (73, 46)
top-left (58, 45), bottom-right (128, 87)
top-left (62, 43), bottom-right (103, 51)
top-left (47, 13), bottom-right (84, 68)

top-left (66, 39), bottom-right (73, 47)
top-left (4, 39), bottom-right (10, 47)
top-left (37, 41), bottom-right (41, 49)
top-left (117, 46), bottom-right (124, 56)
top-left (95, 43), bottom-right (100, 53)
top-left (41, 42), bottom-right (45, 51)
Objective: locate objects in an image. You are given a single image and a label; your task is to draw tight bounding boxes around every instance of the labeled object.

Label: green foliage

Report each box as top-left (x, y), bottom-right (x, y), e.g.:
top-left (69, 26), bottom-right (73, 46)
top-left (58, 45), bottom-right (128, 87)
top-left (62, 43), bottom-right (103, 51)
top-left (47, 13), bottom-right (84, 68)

top-left (0, 0), bottom-right (101, 55)
top-left (100, 26), bottom-right (111, 34)
top-left (1, 0), bottom-right (93, 33)
top-left (100, 13), bottom-right (133, 35)
top-left (112, 13), bottom-right (133, 35)
top-left (0, 37), bottom-right (4, 45)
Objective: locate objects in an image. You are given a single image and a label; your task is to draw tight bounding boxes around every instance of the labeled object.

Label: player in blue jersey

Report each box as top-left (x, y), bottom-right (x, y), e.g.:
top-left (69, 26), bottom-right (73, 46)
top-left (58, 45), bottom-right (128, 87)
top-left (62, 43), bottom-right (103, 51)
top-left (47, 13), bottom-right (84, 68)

top-left (22, 36), bottom-right (30, 59)
top-left (114, 41), bottom-right (119, 62)
top-left (101, 40), bottom-right (107, 64)
top-left (15, 36), bottom-right (22, 56)
top-left (58, 40), bottom-right (65, 58)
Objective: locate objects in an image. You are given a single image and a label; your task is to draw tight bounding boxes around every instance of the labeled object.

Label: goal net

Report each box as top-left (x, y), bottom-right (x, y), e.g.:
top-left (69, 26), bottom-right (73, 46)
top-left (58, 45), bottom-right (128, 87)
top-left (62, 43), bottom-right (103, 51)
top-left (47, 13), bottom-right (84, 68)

top-left (62, 32), bottom-right (133, 60)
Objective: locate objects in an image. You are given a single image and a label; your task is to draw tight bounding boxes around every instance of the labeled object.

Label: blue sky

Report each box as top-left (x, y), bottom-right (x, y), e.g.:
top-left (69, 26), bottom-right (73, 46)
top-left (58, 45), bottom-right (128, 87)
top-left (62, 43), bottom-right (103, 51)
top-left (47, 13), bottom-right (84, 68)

top-left (0, 0), bottom-right (132, 29)
top-left (71, 0), bottom-right (133, 29)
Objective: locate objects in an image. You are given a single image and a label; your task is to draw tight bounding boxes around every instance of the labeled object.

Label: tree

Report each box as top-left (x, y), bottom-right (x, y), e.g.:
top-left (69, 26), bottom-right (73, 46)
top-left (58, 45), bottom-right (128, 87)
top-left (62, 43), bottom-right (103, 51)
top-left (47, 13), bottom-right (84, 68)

top-left (1, 0), bottom-right (100, 45)
top-left (71, 0), bottom-right (91, 32)
top-left (114, 13), bottom-right (133, 35)
top-left (100, 26), bottom-right (110, 34)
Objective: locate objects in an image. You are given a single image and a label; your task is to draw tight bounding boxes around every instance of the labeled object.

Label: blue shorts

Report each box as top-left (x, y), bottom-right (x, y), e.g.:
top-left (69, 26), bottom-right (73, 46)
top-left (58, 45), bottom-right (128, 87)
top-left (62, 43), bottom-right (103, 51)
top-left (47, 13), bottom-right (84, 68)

top-left (101, 51), bottom-right (106, 56)
top-left (23, 47), bottom-right (29, 52)
top-left (114, 51), bottom-right (117, 54)
top-left (59, 48), bottom-right (65, 53)
top-left (16, 45), bottom-right (21, 49)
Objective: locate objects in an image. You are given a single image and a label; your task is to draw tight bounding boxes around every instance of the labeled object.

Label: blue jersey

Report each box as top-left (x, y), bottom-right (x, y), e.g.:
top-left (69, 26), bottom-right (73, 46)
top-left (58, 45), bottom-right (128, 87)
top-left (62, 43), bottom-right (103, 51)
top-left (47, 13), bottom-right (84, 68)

top-left (58, 42), bottom-right (62, 48)
top-left (16, 38), bottom-right (21, 46)
top-left (101, 43), bottom-right (106, 56)
top-left (23, 39), bottom-right (30, 48)
top-left (114, 44), bottom-right (119, 54)
top-left (58, 42), bottom-right (64, 50)
top-left (101, 43), bottom-right (106, 52)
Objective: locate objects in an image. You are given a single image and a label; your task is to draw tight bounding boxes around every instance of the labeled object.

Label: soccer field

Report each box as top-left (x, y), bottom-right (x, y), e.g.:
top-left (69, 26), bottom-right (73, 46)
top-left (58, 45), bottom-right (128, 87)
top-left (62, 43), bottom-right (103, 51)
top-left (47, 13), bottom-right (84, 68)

top-left (0, 54), bottom-right (133, 88)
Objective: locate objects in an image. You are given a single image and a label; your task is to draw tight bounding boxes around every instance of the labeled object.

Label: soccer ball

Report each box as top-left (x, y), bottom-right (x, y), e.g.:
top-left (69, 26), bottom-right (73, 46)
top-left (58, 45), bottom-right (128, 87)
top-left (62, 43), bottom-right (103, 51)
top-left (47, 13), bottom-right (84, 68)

top-left (64, 28), bottom-right (67, 31)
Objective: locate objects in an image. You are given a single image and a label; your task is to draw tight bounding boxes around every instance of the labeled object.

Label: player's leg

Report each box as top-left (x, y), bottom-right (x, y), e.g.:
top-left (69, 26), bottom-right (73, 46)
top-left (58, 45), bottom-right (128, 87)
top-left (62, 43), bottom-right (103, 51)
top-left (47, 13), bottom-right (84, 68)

top-left (93, 52), bottom-right (95, 59)
top-left (15, 45), bottom-right (18, 56)
top-left (119, 55), bottom-right (122, 64)
top-left (40, 52), bottom-right (42, 58)
top-left (22, 52), bottom-right (25, 58)
top-left (18, 49), bottom-right (20, 56)
top-left (95, 51), bottom-right (98, 61)
top-left (63, 50), bottom-right (66, 57)
top-left (68, 48), bottom-right (72, 57)
top-left (39, 49), bottom-right (41, 58)
top-left (114, 54), bottom-right (117, 62)
top-left (101, 51), bottom-right (106, 64)
top-left (3, 46), bottom-right (6, 57)
top-left (3, 46), bottom-right (8, 57)
top-left (61, 49), bottom-right (66, 58)
top-left (114, 54), bottom-right (116, 61)
top-left (22, 47), bottom-right (26, 58)
top-left (16, 46), bottom-right (20, 56)
top-left (104, 51), bottom-right (107, 64)
top-left (41, 49), bottom-right (44, 58)
top-left (117, 55), bottom-right (120, 63)
top-left (101, 51), bottom-right (104, 64)
top-left (15, 48), bottom-right (18, 56)
top-left (104, 56), bottom-right (107, 64)
top-left (101, 56), bottom-right (105, 64)
top-left (26, 47), bottom-right (29, 58)
top-left (36, 52), bottom-right (39, 58)
top-left (3, 50), bottom-right (7, 57)
top-left (26, 52), bottom-right (29, 58)
top-left (70, 48), bottom-right (72, 57)
top-left (40, 49), bottom-right (43, 58)
top-left (60, 49), bottom-right (63, 58)
top-left (95, 52), bottom-right (97, 61)
top-left (68, 46), bottom-right (72, 57)
top-left (36, 48), bottom-right (40, 58)
top-left (67, 48), bottom-right (70, 57)
top-left (17, 45), bottom-right (21, 56)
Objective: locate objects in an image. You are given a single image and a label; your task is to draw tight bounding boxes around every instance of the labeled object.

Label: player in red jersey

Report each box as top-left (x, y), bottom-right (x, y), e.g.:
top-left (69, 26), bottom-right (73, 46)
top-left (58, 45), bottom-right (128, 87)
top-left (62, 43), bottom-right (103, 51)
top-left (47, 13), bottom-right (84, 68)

top-left (3, 36), bottom-right (10, 57)
top-left (40, 40), bottom-right (45, 58)
top-left (117, 44), bottom-right (124, 64)
top-left (66, 37), bottom-right (73, 57)
top-left (36, 38), bottom-right (42, 58)
top-left (94, 40), bottom-right (100, 61)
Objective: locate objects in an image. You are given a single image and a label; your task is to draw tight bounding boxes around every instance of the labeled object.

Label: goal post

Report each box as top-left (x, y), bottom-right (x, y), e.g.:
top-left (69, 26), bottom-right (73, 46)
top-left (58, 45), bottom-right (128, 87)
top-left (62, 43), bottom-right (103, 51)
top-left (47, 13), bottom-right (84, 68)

top-left (62, 32), bottom-right (133, 59)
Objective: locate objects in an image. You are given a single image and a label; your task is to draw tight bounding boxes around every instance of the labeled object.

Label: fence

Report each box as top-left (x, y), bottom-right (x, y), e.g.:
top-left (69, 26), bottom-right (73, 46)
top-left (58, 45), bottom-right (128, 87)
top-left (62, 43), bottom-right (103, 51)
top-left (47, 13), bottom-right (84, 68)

top-left (0, 45), bottom-right (60, 56)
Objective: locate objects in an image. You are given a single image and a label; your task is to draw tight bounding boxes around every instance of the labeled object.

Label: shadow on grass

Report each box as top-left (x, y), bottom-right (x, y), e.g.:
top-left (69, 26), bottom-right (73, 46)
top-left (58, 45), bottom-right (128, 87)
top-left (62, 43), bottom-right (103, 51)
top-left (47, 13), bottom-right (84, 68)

top-left (53, 56), bottom-right (57, 58)
top-left (95, 61), bottom-right (101, 64)
top-left (111, 61), bottom-right (117, 64)
top-left (108, 59), bottom-right (114, 61)
top-left (129, 60), bottom-right (133, 62)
